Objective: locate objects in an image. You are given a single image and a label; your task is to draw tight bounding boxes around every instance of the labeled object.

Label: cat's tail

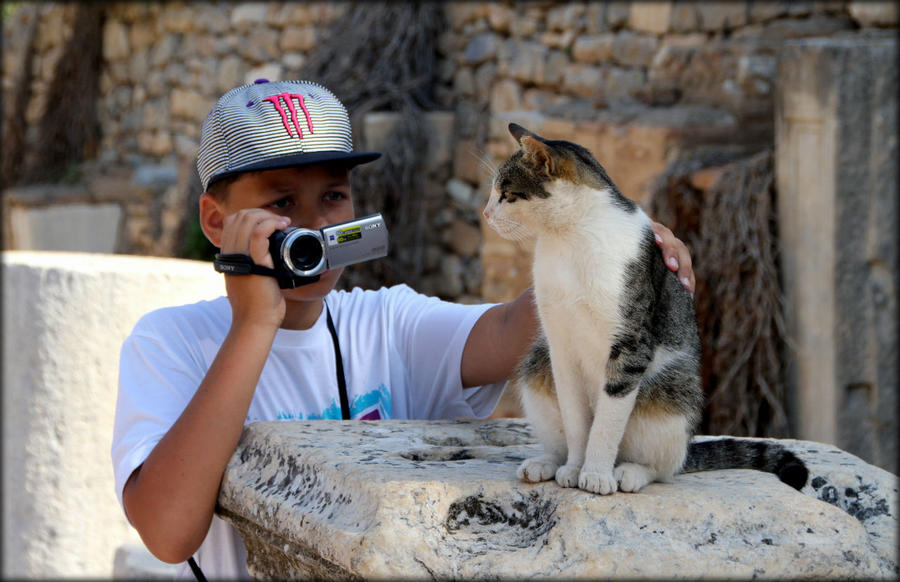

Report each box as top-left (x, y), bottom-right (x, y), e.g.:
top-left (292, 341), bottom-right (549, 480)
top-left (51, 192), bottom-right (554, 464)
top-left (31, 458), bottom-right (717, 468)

top-left (681, 438), bottom-right (809, 490)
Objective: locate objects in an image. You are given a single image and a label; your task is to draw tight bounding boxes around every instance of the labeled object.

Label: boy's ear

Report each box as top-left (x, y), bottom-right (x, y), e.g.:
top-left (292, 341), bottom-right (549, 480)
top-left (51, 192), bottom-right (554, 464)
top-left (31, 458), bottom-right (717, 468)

top-left (198, 192), bottom-right (224, 248)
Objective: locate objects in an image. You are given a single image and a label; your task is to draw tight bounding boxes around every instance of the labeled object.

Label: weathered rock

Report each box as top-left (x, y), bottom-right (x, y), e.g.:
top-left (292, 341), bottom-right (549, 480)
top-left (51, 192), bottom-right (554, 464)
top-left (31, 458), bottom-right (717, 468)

top-left (218, 419), bottom-right (898, 579)
top-left (461, 32), bottom-right (501, 66)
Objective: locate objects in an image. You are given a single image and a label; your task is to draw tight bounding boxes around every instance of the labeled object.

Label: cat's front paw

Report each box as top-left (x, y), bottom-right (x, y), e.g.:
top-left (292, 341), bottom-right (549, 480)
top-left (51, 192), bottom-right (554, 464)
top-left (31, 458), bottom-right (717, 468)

top-left (517, 456), bottom-right (560, 483)
top-left (578, 468), bottom-right (618, 495)
top-left (555, 464), bottom-right (581, 488)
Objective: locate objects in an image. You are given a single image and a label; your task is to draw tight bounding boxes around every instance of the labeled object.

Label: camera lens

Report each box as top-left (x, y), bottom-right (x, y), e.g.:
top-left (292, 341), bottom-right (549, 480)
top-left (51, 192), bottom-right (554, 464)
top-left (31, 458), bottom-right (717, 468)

top-left (288, 233), bottom-right (324, 272)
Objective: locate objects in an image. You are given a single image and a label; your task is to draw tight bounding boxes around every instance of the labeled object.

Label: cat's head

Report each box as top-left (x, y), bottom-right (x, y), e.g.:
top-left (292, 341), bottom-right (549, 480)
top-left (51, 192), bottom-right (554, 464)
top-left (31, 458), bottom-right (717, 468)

top-left (483, 123), bottom-right (631, 240)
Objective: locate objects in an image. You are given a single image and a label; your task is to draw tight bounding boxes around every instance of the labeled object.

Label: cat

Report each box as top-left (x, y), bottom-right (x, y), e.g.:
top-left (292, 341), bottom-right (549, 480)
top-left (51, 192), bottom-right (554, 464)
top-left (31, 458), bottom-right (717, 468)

top-left (483, 123), bottom-right (807, 494)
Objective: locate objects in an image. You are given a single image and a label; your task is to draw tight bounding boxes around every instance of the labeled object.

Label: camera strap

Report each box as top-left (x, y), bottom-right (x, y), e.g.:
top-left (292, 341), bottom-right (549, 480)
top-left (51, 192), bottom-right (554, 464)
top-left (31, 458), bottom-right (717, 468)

top-left (324, 302), bottom-right (351, 421)
top-left (213, 253), bottom-right (321, 289)
top-left (213, 253), bottom-right (279, 278)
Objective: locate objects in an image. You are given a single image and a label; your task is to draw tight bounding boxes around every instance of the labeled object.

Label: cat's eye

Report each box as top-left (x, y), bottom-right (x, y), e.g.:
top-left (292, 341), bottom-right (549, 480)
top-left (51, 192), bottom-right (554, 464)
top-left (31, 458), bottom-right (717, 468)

top-left (500, 191), bottom-right (526, 203)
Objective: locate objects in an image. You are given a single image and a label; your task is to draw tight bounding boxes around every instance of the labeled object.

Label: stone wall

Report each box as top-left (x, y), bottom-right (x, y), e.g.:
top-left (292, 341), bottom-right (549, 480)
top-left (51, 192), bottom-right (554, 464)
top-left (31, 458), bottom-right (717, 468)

top-left (3, 2), bottom-right (896, 297)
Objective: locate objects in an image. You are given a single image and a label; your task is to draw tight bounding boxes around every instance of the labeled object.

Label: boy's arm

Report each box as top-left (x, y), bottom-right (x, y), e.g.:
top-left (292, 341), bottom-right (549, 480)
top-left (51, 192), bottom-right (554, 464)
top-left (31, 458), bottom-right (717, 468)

top-left (122, 319), bottom-right (277, 562)
top-left (122, 208), bottom-right (288, 563)
top-left (460, 221), bottom-right (694, 388)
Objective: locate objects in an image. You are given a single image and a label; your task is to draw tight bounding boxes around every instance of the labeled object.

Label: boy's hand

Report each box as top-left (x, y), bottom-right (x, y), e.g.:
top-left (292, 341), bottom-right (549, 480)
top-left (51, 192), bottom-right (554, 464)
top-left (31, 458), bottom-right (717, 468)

top-left (219, 209), bottom-right (291, 328)
top-left (651, 221), bottom-right (695, 294)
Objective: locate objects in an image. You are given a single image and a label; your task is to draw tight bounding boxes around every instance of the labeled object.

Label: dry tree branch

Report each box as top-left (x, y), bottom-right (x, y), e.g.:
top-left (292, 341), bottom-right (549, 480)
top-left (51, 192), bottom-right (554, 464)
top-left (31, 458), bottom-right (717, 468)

top-left (649, 150), bottom-right (791, 437)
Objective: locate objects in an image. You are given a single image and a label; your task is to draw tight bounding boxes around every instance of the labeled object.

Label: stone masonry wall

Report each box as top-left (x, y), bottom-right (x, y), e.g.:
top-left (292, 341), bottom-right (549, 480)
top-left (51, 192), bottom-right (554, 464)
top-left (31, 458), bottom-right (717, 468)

top-left (3, 2), bottom-right (896, 299)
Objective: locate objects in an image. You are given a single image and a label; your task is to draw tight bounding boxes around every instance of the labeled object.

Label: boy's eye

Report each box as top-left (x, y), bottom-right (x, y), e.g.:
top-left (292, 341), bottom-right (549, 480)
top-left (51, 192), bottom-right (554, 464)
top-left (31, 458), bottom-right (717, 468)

top-left (268, 197), bottom-right (292, 210)
top-left (324, 191), bottom-right (347, 202)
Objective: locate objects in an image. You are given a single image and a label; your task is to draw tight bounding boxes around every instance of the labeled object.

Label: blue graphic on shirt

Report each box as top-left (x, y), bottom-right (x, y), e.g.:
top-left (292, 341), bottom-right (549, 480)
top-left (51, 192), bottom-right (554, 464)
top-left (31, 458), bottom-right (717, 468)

top-left (276, 384), bottom-right (391, 421)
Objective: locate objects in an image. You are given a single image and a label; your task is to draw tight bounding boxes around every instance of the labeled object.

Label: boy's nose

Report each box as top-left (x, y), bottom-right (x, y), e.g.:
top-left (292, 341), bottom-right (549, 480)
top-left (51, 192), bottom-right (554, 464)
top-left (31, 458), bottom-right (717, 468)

top-left (289, 209), bottom-right (329, 231)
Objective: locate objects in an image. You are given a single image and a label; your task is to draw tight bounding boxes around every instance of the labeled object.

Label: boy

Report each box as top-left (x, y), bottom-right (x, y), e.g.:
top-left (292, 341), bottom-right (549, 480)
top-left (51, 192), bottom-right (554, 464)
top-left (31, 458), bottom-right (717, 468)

top-left (111, 80), bottom-right (694, 578)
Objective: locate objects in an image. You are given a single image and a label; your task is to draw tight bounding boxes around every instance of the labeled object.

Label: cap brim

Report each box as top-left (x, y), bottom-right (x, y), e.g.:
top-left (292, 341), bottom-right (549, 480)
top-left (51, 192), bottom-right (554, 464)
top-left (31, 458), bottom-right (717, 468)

top-left (208, 151), bottom-right (382, 188)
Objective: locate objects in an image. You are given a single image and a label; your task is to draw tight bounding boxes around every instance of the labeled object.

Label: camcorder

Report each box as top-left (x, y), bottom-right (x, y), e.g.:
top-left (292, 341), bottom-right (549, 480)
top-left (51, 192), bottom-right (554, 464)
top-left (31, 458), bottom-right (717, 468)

top-left (214, 213), bottom-right (389, 288)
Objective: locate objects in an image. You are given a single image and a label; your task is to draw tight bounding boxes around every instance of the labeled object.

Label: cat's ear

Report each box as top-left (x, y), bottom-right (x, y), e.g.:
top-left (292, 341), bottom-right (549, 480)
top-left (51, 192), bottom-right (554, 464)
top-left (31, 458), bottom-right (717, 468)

top-left (508, 123), bottom-right (539, 145)
top-left (520, 136), bottom-right (554, 177)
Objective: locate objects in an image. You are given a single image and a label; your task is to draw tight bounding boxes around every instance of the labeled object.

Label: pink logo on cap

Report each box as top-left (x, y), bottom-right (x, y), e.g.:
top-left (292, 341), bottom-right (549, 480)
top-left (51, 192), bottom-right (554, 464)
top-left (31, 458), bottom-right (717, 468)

top-left (264, 92), bottom-right (314, 139)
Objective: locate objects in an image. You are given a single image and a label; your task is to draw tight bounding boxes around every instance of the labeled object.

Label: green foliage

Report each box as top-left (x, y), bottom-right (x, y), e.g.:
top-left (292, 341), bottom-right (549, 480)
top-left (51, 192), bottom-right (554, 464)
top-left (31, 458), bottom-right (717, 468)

top-left (1, 2), bottom-right (20, 22)
top-left (181, 217), bottom-right (217, 262)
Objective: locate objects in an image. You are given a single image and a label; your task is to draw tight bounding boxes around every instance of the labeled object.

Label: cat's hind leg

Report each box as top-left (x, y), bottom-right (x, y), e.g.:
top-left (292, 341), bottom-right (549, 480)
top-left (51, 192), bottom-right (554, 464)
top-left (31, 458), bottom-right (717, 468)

top-left (515, 338), bottom-right (567, 483)
top-left (615, 406), bottom-right (691, 492)
top-left (517, 383), bottom-right (567, 482)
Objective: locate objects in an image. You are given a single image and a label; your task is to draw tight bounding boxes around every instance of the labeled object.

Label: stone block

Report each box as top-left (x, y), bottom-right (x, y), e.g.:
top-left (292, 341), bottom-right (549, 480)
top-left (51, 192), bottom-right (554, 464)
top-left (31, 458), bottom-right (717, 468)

top-left (490, 78), bottom-right (522, 113)
top-left (128, 21), bottom-right (156, 53)
top-left (696, 2), bottom-right (749, 31)
top-left (218, 419), bottom-right (897, 579)
top-left (461, 32), bottom-right (501, 66)
top-left (279, 26), bottom-right (316, 53)
top-left (572, 34), bottom-right (615, 63)
top-left (217, 56), bottom-right (245, 94)
top-left (102, 19), bottom-right (130, 62)
top-left (238, 27), bottom-right (280, 63)
top-left (446, 177), bottom-right (475, 207)
top-left (499, 39), bottom-right (549, 84)
top-left (7, 203), bottom-right (122, 253)
top-left (849, 2), bottom-right (898, 26)
top-left (445, 218), bottom-right (481, 257)
top-left (547, 3), bottom-right (586, 32)
top-left (629, 1), bottom-right (672, 34)
top-left (738, 15), bottom-right (854, 40)
top-left (669, 1), bottom-right (700, 32)
top-left (230, 3), bottom-right (268, 30)
top-left (170, 88), bottom-right (213, 122)
top-left (613, 30), bottom-right (659, 68)
top-left (562, 63), bottom-right (604, 98)
top-left (2, 253), bottom-right (225, 576)
top-left (776, 37), bottom-right (898, 473)
top-left (486, 3), bottom-right (514, 33)
top-left (452, 140), bottom-right (489, 187)
top-left (245, 64), bottom-right (283, 87)
top-left (473, 61), bottom-right (497, 101)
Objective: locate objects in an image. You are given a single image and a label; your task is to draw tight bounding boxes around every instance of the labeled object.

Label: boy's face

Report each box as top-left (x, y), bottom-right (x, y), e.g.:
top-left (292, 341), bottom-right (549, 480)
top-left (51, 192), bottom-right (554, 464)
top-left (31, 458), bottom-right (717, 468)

top-left (203, 163), bottom-right (355, 301)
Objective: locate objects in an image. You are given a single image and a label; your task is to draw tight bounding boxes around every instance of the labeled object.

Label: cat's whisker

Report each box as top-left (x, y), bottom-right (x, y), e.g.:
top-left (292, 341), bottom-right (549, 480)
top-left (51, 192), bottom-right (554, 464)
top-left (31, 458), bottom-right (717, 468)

top-left (471, 147), bottom-right (498, 180)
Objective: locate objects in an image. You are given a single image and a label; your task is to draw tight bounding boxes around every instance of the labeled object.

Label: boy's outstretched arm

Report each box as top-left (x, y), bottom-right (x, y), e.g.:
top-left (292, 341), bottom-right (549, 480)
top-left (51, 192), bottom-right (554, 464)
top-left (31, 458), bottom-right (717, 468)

top-left (461, 222), bottom-right (694, 388)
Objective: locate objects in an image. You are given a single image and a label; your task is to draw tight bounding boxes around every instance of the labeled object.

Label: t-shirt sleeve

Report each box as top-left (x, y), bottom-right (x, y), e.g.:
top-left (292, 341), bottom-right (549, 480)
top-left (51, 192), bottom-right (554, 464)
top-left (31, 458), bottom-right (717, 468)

top-left (387, 286), bottom-right (506, 420)
top-left (110, 310), bottom-right (205, 508)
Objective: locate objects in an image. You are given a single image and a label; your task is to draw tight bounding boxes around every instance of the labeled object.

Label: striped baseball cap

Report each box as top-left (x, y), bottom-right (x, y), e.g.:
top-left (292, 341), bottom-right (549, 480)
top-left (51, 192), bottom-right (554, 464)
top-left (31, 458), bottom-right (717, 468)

top-left (197, 79), bottom-right (381, 191)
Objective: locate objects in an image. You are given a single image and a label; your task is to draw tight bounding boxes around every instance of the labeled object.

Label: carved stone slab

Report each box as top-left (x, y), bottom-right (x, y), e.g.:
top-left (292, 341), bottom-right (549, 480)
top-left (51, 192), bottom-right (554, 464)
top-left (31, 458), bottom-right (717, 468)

top-left (217, 419), bottom-right (897, 579)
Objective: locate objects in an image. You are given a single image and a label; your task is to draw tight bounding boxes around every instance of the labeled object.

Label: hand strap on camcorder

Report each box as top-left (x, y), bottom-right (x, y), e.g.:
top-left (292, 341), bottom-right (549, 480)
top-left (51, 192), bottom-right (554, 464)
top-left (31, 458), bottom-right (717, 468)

top-left (213, 253), bottom-right (320, 288)
top-left (213, 253), bottom-right (280, 277)
top-left (186, 300), bottom-right (349, 580)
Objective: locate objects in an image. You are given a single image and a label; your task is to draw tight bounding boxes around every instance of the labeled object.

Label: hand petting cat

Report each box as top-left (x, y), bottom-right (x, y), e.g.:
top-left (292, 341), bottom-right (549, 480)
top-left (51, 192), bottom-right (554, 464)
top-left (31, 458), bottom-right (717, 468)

top-left (651, 221), bottom-right (695, 294)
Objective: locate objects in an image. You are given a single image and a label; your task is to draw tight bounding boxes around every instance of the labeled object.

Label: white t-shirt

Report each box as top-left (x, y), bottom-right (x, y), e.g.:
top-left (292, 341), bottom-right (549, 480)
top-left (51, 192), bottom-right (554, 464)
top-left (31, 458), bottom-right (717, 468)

top-left (111, 284), bottom-right (504, 579)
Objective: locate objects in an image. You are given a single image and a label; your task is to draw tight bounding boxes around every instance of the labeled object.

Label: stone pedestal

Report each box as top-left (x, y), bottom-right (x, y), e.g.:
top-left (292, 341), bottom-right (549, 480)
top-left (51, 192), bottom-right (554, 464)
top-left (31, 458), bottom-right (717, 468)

top-left (775, 37), bottom-right (898, 472)
top-left (1, 252), bottom-right (224, 577)
top-left (218, 419), bottom-right (897, 579)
